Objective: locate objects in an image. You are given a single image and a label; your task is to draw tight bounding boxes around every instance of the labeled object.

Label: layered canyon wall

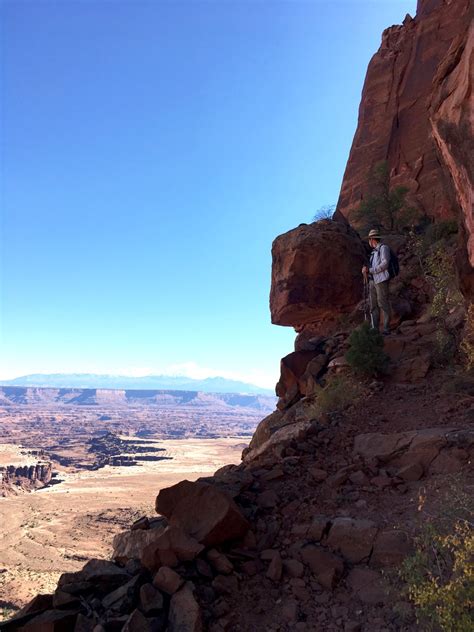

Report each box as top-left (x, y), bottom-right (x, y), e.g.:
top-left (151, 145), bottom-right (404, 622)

top-left (271, 0), bottom-right (473, 342)
top-left (335, 0), bottom-right (473, 284)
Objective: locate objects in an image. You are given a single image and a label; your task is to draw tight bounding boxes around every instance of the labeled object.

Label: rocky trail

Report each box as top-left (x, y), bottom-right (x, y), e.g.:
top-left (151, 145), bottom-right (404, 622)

top-left (1, 0), bottom-right (472, 629)
top-left (2, 325), bottom-right (472, 631)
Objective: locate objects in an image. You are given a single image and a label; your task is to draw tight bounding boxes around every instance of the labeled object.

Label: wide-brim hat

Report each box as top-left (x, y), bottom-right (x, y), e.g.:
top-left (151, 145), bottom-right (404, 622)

top-left (368, 229), bottom-right (382, 239)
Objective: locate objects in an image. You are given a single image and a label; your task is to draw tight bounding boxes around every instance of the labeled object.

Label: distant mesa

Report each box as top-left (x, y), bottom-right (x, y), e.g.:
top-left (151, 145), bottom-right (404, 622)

top-left (0, 385), bottom-right (276, 413)
top-left (0, 461), bottom-right (54, 497)
top-left (0, 373), bottom-right (273, 396)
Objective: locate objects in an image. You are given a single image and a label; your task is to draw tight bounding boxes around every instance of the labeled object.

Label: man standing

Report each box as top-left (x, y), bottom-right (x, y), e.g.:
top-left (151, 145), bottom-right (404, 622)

top-left (362, 229), bottom-right (391, 335)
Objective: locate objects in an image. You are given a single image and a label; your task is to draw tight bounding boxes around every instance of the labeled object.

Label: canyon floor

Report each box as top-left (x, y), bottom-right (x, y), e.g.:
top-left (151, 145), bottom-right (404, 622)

top-left (0, 435), bottom-right (247, 620)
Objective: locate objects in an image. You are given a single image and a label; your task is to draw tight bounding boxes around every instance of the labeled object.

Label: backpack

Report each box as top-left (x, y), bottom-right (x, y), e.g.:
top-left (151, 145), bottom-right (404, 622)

top-left (388, 247), bottom-right (399, 279)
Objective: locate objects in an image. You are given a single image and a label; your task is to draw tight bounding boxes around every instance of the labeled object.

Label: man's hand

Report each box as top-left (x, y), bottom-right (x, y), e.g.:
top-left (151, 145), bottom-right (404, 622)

top-left (362, 266), bottom-right (369, 276)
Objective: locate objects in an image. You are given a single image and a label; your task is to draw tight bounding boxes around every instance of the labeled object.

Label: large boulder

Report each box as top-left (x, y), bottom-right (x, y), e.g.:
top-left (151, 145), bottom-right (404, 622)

top-left (270, 220), bottom-right (366, 330)
top-left (243, 397), bottom-right (317, 464)
top-left (155, 480), bottom-right (249, 547)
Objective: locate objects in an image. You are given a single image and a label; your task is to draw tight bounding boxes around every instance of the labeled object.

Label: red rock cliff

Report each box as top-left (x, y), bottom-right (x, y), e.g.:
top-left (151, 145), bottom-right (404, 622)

top-left (336, 0), bottom-right (473, 269)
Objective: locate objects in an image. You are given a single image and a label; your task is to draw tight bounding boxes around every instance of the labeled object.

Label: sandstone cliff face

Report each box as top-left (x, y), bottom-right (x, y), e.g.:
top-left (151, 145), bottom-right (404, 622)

top-left (1, 462), bottom-right (53, 496)
top-left (336, 0), bottom-right (473, 271)
top-left (3, 462), bottom-right (52, 485)
top-left (429, 19), bottom-right (474, 287)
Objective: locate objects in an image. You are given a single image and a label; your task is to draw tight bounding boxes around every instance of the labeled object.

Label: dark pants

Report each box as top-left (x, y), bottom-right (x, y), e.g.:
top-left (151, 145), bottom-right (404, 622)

top-left (369, 280), bottom-right (391, 333)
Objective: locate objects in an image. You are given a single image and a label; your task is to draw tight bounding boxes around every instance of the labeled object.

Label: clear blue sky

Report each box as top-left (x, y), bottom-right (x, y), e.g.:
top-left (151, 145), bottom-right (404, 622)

top-left (0, 0), bottom-right (416, 387)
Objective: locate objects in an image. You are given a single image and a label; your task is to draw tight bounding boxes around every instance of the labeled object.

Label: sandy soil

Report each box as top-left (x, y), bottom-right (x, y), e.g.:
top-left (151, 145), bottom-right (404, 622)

top-left (0, 437), bottom-right (246, 617)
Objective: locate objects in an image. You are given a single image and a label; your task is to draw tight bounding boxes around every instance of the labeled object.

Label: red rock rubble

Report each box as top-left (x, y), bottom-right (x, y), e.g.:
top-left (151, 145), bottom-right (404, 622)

top-left (2, 2), bottom-right (473, 631)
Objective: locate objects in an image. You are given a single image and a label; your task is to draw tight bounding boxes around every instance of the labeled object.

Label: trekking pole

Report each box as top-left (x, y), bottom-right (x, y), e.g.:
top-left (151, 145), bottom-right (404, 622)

top-left (363, 276), bottom-right (369, 322)
top-left (363, 269), bottom-right (375, 328)
top-left (367, 276), bottom-right (375, 329)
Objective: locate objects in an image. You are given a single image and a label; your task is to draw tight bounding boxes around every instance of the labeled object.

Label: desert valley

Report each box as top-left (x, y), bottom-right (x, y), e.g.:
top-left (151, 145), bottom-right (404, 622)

top-left (0, 387), bottom-right (272, 617)
top-left (1, 0), bottom-right (473, 630)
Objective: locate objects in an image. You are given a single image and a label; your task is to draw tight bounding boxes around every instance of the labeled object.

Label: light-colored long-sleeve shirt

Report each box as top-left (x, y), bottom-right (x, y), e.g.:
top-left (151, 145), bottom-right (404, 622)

top-left (369, 243), bottom-right (390, 284)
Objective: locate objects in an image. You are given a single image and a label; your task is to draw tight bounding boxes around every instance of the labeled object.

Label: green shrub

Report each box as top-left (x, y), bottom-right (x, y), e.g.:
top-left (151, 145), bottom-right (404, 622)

top-left (401, 522), bottom-right (473, 632)
top-left (407, 226), bottom-right (465, 366)
top-left (408, 220), bottom-right (459, 268)
top-left (315, 374), bottom-right (363, 413)
top-left (345, 322), bottom-right (389, 377)
top-left (425, 245), bottom-right (464, 365)
top-left (0, 606), bottom-right (19, 623)
top-left (400, 476), bottom-right (474, 631)
top-left (432, 329), bottom-right (458, 366)
top-left (350, 161), bottom-right (421, 233)
top-left (424, 220), bottom-right (458, 247)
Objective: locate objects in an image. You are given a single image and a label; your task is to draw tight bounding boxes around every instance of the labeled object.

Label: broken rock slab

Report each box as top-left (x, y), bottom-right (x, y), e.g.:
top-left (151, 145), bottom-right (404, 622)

top-left (155, 480), bottom-right (249, 547)
top-left (14, 608), bottom-right (80, 631)
top-left (57, 559), bottom-right (131, 598)
top-left (113, 524), bottom-right (168, 564)
top-left (101, 575), bottom-right (143, 613)
top-left (114, 523), bottom-right (203, 572)
top-left (300, 545), bottom-right (344, 590)
top-left (140, 525), bottom-right (204, 572)
top-left (346, 568), bottom-right (387, 605)
top-left (392, 354), bottom-right (431, 382)
top-left (371, 530), bottom-right (413, 567)
top-left (353, 427), bottom-right (473, 475)
top-left (276, 350), bottom-right (322, 409)
top-left (325, 517), bottom-right (378, 564)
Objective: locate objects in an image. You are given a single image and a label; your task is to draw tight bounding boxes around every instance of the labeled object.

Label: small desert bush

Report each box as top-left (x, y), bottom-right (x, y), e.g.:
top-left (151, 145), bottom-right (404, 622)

top-left (315, 374), bottom-right (363, 414)
top-left (431, 329), bottom-right (458, 366)
top-left (423, 219), bottom-right (458, 247)
top-left (408, 220), bottom-right (459, 276)
top-left (345, 322), bottom-right (389, 377)
top-left (401, 523), bottom-right (473, 632)
top-left (313, 204), bottom-right (336, 222)
top-left (350, 161), bottom-right (421, 233)
top-left (425, 245), bottom-right (464, 365)
top-left (400, 476), bottom-right (474, 632)
top-left (426, 246), bottom-right (463, 322)
top-left (0, 605), bottom-right (19, 623)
